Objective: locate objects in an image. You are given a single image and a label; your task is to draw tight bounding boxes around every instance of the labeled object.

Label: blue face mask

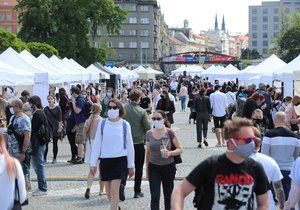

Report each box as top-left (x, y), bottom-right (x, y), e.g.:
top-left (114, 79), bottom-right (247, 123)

top-left (107, 92), bottom-right (112, 98)
top-left (230, 139), bottom-right (255, 159)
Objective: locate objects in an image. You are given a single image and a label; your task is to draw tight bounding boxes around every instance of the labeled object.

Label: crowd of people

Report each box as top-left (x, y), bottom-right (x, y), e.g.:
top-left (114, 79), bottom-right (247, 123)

top-left (0, 76), bottom-right (299, 210)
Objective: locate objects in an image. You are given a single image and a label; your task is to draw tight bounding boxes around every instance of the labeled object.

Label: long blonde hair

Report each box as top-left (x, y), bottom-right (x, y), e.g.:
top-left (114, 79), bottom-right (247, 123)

top-left (85, 103), bottom-right (102, 137)
top-left (0, 134), bottom-right (16, 179)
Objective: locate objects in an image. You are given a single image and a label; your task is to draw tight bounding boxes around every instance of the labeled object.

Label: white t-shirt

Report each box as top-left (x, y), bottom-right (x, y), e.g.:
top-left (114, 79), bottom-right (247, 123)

top-left (170, 81), bottom-right (178, 91)
top-left (290, 157), bottom-right (300, 185)
top-left (226, 91), bottom-right (236, 105)
top-left (209, 91), bottom-right (228, 117)
top-left (250, 153), bottom-right (283, 210)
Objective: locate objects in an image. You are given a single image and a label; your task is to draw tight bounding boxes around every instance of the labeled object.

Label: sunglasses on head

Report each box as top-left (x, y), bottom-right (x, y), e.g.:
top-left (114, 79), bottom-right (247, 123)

top-left (108, 106), bottom-right (118, 110)
top-left (233, 136), bottom-right (256, 144)
top-left (151, 117), bottom-right (162, 121)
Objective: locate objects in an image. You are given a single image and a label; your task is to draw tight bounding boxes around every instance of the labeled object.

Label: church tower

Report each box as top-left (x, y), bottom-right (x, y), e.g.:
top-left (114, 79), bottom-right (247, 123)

top-left (214, 14), bottom-right (218, 31)
top-left (222, 15), bottom-right (226, 31)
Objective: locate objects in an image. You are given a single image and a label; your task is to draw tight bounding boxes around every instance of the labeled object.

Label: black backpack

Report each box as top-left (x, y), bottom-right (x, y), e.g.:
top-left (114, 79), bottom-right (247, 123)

top-left (37, 111), bottom-right (52, 145)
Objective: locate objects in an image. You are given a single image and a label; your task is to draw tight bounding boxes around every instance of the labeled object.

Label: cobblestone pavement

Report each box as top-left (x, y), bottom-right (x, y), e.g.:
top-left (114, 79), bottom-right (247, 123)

top-left (25, 102), bottom-right (225, 209)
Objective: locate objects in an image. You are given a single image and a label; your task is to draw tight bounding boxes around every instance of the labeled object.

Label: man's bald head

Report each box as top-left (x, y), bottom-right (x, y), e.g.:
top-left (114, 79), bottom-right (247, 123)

top-left (274, 111), bottom-right (287, 127)
top-left (11, 99), bottom-right (23, 110)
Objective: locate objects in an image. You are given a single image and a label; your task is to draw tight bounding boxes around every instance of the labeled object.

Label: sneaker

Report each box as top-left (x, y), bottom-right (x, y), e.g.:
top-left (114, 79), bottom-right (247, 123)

top-left (215, 143), bottom-right (222, 147)
top-left (203, 140), bottom-right (209, 147)
top-left (134, 192), bottom-right (144, 198)
top-left (85, 188), bottom-right (90, 199)
top-left (32, 189), bottom-right (47, 196)
top-left (67, 158), bottom-right (76, 163)
top-left (74, 157), bottom-right (84, 164)
top-left (222, 143), bottom-right (227, 147)
top-left (197, 143), bottom-right (202, 148)
top-left (119, 184), bottom-right (125, 201)
top-left (52, 159), bottom-right (57, 164)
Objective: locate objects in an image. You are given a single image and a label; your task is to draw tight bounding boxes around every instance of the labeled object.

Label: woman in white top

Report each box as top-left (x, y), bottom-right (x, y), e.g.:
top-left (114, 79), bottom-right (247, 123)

top-left (90, 99), bottom-right (135, 210)
top-left (83, 103), bottom-right (105, 199)
top-left (0, 134), bottom-right (27, 210)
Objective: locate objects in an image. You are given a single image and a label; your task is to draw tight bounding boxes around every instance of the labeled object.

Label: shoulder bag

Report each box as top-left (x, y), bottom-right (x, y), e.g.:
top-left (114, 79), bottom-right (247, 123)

top-left (167, 129), bottom-right (182, 164)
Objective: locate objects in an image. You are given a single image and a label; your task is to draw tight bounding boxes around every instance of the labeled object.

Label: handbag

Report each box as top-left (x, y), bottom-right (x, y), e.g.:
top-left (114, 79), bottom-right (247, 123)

top-left (167, 129), bottom-right (182, 164)
top-left (12, 178), bottom-right (22, 210)
top-left (290, 123), bottom-right (299, 132)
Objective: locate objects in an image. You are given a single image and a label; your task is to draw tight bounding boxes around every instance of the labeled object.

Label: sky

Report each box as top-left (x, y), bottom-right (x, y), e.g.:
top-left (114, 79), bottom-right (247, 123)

top-left (157, 0), bottom-right (276, 34)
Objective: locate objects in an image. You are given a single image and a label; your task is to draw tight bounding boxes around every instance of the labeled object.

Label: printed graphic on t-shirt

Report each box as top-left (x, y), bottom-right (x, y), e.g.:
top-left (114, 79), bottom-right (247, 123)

top-left (213, 173), bottom-right (254, 210)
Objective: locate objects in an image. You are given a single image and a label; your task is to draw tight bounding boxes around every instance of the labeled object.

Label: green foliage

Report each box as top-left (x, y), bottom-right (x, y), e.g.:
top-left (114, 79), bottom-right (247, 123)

top-left (0, 29), bottom-right (29, 53)
top-left (15, 0), bottom-right (127, 67)
top-left (27, 42), bottom-right (59, 57)
top-left (241, 48), bottom-right (261, 60)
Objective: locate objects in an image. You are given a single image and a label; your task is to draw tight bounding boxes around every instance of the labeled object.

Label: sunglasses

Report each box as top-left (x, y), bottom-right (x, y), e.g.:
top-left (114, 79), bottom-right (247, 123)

top-left (108, 106), bottom-right (118, 110)
top-left (233, 136), bottom-right (256, 144)
top-left (151, 117), bottom-right (162, 121)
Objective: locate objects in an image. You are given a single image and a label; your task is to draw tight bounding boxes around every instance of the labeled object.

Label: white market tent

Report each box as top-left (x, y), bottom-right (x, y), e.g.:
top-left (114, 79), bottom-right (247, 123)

top-left (202, 65), bottom-right (226, 81)
top-left (239, 54), bottom-right (286, 85)
top-left (273, 55), bottom-right (300, 96)
top-left (133, 66), bottom-right (162, 79)
top-left (171, 65), bottom-right (204, 77)
top-left (86, 64), bottom-right (110, 80)
top-left (19, 50), bottom-right (68, 84)
top-left (0, 47), bottom-right (49, 105)
top-left (133, 65), bottom-right (147, 74)
top-left (146, 67), bottom-right (164, 75)
top-left (67, 58), bottom-right (99, 82)
top-left (62, 58), bottom-right (90, 82)
top-left (0, 60), bottom-right (34, 86)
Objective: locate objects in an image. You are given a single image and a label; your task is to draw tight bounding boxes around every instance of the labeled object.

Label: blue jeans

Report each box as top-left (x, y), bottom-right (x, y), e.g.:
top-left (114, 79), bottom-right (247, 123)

top-left (281, 170), bottom-right (291, 200)
top-left (32, 145), bottom-right (47, 191)
top-left (180, 96), bottom-right (187, 111)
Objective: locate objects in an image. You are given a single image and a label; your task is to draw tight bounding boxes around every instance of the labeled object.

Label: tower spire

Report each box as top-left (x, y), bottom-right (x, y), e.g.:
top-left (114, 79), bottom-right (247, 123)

top-left (214, 14), bottom-right (218, 31)
top-left (222, 15), bottom-right (225, 31)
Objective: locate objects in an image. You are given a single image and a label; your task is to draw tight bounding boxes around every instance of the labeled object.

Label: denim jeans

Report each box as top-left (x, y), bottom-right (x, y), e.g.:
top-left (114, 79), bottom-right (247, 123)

top-left (281, 170), bottom-right (291, 200)
top-left (32, 144), bottom-right (47, 191)
top-left (149, 162), bottom-right (176, 210)
top-left (180, 95), bottom-right (187, 111)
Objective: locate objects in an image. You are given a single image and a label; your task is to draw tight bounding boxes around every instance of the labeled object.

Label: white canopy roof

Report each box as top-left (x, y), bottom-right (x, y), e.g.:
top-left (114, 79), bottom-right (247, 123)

top-left (86, 64), bottom-right (110, 79)
top-left (0, 60), bottom-right (34, 86)
top-left (0, 47), bottom-right (48, 84)
top-left (274, 55), bottom-right (300, 81)
top-left (49, 55), bottom-right (82, 83)
top-left (146, 67), bottom-right (163, 75)
top-left (62, 58), bottom-right (90, 82)
top-left (19, 50), bottom-right (69, 84)
top-left (68, 58), bottom-right (99, 82)
top-left (133, 65), bottom-right (147, 74)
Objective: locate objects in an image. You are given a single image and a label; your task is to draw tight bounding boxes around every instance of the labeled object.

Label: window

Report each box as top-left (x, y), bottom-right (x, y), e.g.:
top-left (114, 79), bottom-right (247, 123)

top-left (94, 42), bottom-right (100, 48)
top-left (263, 48), bottom-right (268, 54)
top-left (118, 42), bottom-right (125, 48)
top-left (129, 29), bottom-right (137, 36)
top-left (274, 32), bottom-right (279, 37)
top-left (96, 28), bottom-right (101, 35)
top-left (140, 29), bottom-right (149, 36)
top-left (119, 29), bottom-right (125, 35)
top-left (107, 41), bottom-right (113, 48)
top-left (263, 8), bottom-right (268, 14)
top-left (252, 16), bottom-right (257, 22)
top-left (129, 17), bottom-right (137, 24)
top-left (129, 42), bottom-right (137, 48)
top-left (118, 54), bottom-right (124, 60)
top-left (263, 40), bottom-right (268, 47)
top-left (140, 18), bottom-right (149, 24)
top-left (273, 16), bottom-right (279, 22)
top-left (274, 8), bottom-right (279, 14)
top-left (140, 5), bottom-right (149, 12)
top-left (129, 5), bottom-right (136, 11)
top-left (263, 16), bottom-right (268, 22)
top-left (285, 8), bottom-right (290, 14)
top-left (252, 33), bottom-right (257, 39)
top-left (263, 24), bottom-right (268, 30)
top-left (6, 12), bottom-right (11, 21)
top-left (263, 32), bottom-right (268, 38)
top-left (252, 24), bottom-right (257, 30)
top-left (119, 5), bottom-right (126, 10)
top-left (252, 41), bottom-right (257, 47)
top-left (141, 42), bottom-right (149, 48)
top-left (273, 24), bottom-right (279, 30)
top-left (252, 9), bottom-right (257, 14)
top-left (0, 12), bottom-right (4, 20)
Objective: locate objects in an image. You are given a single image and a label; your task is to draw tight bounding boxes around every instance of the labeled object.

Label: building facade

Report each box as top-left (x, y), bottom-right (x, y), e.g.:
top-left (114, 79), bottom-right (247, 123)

top-left (0, 0), bottom-right (19, 34)
top-left (249, 0), bottom-right (300, 56)
top-left (91, 0), bottom-right (169, 68)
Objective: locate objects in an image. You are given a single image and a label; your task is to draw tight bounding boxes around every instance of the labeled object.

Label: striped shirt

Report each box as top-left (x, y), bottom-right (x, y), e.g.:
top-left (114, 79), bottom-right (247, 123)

top-left (261, 127), bottom-right (300, 171)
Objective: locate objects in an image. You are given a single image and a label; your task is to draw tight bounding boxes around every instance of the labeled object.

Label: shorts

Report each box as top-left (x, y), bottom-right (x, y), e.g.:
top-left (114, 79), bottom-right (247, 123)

top-left (75, 123), bottom-right (85, 144)
top-left (213, 116), bottom-right (226, 128)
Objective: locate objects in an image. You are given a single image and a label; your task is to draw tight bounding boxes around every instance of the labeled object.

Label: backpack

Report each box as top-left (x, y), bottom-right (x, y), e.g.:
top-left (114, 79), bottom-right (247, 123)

top-left (37, 111), bottom-right (52, 145)
top-left (193, 156), bottom-right (256, 209)
top-left (100, 119), bottom-right (127, 149)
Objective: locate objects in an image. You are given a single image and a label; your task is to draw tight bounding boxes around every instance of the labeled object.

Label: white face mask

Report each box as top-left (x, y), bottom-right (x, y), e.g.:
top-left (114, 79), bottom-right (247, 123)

top-left (9, 107), bottom-right (15, 115)
top-left (107, 109), bottom-right (119, 119)
top-left (153, 120), bottom-right (164, 129)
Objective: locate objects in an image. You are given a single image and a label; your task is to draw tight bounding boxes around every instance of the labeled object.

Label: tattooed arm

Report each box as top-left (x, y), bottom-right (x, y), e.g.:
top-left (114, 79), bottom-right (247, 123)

top-left (273, 180), bottom-right (285, 209)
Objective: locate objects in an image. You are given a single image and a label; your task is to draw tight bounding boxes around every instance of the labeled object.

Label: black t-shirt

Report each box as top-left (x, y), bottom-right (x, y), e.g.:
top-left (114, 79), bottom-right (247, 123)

top-left (186, 154), bottom-right (269, 210)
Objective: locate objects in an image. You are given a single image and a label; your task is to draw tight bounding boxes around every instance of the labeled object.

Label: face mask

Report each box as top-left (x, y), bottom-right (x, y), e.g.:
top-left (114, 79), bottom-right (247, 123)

top-left (107, 109), bottom-right (119, 119)
top-left (9, 107), bottom-right (15, 115)
top-left (230, 139), bottom-right (255, 159)
top-left (124, 94), bottom-right (128, 99)
top-left (29, 104), bottom-right (34, 112)
top-left (107, 92), bottom-right (112, 98)
top-left (153, 120), bottom-right (164, 129)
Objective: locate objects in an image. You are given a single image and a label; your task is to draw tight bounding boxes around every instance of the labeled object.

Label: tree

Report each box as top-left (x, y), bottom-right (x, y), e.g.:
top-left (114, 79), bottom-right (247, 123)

top-left (27, 42), bottom-right (59, 57)
top-left (241, 48), bottom-right (261, 60)
top-left (0, 29), bottom-right (29, 53)
top-left (15, 0), bottom-right (127, 67)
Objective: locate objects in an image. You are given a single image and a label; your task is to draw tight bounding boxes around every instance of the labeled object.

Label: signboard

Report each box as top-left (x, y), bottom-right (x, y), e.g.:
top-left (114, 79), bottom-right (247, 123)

top-left (105, 61), bottom-right (115, 67)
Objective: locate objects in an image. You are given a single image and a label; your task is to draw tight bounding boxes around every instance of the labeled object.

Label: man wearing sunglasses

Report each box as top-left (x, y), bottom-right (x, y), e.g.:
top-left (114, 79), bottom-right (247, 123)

top-left (172, 117), bottom-right (270, 210)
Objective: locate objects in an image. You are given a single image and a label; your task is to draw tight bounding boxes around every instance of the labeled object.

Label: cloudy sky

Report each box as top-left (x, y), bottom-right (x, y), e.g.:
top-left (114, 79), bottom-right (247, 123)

top-left (157, 0), bottom-right (275, 34)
